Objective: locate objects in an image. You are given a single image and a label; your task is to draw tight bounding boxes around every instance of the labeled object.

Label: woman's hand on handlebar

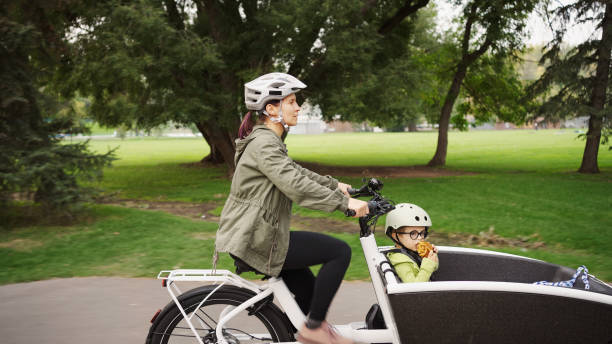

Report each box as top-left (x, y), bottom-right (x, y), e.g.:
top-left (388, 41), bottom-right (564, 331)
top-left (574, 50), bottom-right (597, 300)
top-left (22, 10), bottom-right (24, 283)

top-left (348, 198), bottom-right (369, 217)
top-left (337, 182), bottom-right (352, 197)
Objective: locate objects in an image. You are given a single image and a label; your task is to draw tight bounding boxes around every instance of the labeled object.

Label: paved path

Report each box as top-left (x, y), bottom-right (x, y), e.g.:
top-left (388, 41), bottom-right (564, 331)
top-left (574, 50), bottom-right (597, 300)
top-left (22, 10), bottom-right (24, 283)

top-left (0, 278), bottom-right (377, 344)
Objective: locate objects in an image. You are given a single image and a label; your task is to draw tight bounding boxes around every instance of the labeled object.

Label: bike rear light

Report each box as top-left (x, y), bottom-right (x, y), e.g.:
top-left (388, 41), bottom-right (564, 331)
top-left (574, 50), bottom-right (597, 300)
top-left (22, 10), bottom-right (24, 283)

top-left (150, 309), bottom-right (162, 323)
top-left (162, 279), bottom-right (167, 287)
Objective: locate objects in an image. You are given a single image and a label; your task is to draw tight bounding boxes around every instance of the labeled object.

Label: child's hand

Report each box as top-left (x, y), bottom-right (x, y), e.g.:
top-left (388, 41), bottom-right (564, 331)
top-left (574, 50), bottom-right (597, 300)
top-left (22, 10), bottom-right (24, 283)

top-left (427, 245), bottom-right (439, 263)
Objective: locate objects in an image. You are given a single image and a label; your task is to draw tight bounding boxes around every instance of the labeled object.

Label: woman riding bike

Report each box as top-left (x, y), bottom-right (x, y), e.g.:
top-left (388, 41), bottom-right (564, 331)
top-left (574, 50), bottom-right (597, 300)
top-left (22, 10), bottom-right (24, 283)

top-left (215, 72), bottom-right (369, 344)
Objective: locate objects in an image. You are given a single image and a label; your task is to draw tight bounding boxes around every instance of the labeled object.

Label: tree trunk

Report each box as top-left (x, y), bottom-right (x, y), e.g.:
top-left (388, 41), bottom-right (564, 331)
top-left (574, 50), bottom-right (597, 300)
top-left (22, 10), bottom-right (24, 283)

top-left (427, 3), bottom-right (488, 167)
top-left (407, 121), bottom-right (417, 132)
top-left (428, 63), bottom-right (468, 166)
top-left (578, 2), bottom-right (611, 173)
top-left (579, 116), bottom-right (603, 173)
top-left (198, 127), bottom-right (226, 164)
top-left (195, 121), bottom-right (236, 173)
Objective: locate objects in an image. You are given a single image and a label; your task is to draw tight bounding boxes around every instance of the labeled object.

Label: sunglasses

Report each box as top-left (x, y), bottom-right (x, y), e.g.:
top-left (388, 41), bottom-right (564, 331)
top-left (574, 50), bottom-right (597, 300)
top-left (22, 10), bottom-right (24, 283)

top-left (396, 229), bottom-right (428, 240)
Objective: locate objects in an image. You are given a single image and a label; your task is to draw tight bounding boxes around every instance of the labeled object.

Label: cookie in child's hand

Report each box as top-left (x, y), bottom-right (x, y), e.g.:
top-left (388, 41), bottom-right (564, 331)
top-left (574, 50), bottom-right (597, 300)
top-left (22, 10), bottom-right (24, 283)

top-left (417, 241), bottom-right (433, 257)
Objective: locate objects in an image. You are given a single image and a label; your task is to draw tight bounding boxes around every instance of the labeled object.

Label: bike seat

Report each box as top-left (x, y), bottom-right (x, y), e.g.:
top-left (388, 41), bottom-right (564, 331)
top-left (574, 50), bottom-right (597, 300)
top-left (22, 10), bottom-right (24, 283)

top-left (230, 254), bottom-right (271, 280)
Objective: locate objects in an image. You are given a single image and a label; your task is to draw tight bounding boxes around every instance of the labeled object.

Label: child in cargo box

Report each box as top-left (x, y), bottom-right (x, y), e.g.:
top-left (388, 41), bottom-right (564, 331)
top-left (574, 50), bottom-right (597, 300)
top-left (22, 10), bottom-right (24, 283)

top-left (384, 203), bottom-right (439, 282)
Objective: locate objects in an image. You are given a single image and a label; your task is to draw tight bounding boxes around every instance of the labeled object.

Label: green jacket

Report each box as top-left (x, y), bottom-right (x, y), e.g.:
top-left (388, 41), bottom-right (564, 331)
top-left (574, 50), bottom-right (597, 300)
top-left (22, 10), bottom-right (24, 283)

top-left (215, 125), bottom-right (349, 276)
top-left (387, 251), bottom-right (438, 283)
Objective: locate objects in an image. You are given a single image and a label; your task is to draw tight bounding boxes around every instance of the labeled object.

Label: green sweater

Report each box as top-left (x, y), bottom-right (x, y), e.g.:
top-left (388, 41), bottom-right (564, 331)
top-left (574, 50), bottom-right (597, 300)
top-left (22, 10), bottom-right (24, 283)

top-left (387, 251), bottom-right (439, 283)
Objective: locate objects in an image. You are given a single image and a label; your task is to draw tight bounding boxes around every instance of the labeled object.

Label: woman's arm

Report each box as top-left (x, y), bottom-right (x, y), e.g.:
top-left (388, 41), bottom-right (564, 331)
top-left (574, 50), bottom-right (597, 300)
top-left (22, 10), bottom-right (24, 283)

top-left (254, 138), bottom-right (348, 212)
top-left (290, 161), bottom-right (338, 190)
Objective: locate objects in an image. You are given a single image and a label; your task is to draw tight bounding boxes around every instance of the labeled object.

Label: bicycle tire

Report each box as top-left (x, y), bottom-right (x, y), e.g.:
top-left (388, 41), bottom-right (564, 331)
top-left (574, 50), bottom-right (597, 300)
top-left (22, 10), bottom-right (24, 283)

top-left (146, 285), bottom-right (294, 344)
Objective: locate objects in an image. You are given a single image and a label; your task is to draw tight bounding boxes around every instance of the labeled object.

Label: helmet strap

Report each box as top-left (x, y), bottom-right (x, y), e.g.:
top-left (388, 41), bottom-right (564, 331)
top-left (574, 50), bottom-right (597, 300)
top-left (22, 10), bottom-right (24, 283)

top-left (386, 229), bottom-right (408, 252)
top-left (262, 102), bottom-right (289, 132)
top-left (388, 230), bottom-right (423, 266)
top-left (387, 227), bottom-right (429, 253)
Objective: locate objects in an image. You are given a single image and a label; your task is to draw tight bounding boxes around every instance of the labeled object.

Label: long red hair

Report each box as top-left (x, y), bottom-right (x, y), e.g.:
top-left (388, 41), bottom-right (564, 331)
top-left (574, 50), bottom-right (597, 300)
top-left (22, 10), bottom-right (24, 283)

top-left (238, 111), bottom-right (254, 139)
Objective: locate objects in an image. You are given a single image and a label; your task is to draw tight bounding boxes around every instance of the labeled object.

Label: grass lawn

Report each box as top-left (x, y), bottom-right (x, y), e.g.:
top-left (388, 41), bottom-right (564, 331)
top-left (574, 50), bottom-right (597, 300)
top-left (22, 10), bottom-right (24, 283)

top-left (1, 129), bottom-right (611, 284)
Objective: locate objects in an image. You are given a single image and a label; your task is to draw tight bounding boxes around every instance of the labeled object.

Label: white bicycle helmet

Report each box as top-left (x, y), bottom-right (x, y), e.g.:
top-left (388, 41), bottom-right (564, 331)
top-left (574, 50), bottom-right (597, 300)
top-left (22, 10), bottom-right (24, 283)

top-left (385, 203), bottom-right (432, 254)
top-left (385, 203), bottom-right (432, 233)
top-left (244, 72), bottom-right (307, 111)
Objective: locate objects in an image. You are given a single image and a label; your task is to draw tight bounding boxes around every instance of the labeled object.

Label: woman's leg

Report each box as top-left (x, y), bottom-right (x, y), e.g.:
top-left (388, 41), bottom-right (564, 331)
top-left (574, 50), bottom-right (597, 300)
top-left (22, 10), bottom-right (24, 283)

top-left (278, 267), bottom-right (315, 316)
top-left (280, 231), bottom-right (352, 321)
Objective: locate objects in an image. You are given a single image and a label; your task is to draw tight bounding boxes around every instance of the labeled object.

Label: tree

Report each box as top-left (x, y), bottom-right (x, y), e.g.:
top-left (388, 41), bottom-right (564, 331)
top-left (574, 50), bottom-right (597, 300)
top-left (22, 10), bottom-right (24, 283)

top-left (0, 18), bottom-right (115, 212)
top-left (427, 0), bottom-right (539, 166)
top-left (304, 1), bottom-right (436, 129)
top-left (59, 0), bottom-right (434, 172)
top-left (454, 53), bottom-right (533, 129)
top-left (528, 0), bottom-right (611, 173)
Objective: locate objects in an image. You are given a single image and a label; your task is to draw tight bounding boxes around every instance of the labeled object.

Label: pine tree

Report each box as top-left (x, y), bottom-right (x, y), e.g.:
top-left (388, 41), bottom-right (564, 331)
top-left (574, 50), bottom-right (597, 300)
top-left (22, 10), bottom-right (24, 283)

top-left (0, 18), bottom-right (115, 213)
top-left (528, 0), bottom-right (611, 173)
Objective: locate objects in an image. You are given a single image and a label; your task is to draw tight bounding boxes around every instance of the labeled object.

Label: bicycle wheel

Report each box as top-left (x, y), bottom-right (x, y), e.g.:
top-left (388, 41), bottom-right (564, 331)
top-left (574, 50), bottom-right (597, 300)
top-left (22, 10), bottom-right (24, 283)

top-left (146, 285), bottom-right (295, 344)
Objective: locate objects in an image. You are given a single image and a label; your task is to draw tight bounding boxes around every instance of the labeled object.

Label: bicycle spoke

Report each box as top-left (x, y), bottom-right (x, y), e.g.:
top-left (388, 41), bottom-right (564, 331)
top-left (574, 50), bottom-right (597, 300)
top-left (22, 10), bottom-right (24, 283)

top-left (151, 331), bottom-right (204, 338)
top-left (195, 308), bottom-right (217, 328)
top-left (224, 327), bottom-right (272, 341)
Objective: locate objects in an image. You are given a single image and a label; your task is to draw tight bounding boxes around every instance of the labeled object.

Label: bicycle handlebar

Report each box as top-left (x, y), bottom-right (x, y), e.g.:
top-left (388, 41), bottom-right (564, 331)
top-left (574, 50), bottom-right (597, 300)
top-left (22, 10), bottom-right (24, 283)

top-left (344, 178), bottom-right (395, 218)
top-left (345, 209), bottom-right (356, 217)
top-left (344, 201), bottom-right (377, 217)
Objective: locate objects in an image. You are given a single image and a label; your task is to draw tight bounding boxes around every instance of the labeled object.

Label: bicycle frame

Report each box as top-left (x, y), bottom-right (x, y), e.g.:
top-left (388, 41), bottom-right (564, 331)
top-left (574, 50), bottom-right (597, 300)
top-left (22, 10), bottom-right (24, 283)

top-left (157, 233), bottom-right (401, 344)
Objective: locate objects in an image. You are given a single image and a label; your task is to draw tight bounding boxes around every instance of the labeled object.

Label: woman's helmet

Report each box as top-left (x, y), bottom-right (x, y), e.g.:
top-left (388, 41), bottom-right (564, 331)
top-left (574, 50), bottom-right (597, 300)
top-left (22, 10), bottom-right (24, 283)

top-left (244, 72), bottom-right (307, 111)
top-left (385, 203), bottom-right (432, 241)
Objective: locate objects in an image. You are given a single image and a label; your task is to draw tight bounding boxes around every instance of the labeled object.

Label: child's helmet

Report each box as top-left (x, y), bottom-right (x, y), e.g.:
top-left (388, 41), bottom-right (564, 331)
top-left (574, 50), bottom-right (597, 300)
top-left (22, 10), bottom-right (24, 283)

top-left (244, 72), bottom-right (307, 110)
top-left (385, 203), bottom-right (432, 238)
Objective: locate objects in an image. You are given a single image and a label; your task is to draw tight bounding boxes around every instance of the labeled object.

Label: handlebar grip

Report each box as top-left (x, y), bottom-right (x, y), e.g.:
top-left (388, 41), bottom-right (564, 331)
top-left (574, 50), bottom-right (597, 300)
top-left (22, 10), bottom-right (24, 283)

top-left (345, 209), bottom-right (356, 217)
top-left (368, 201), bottom-right (377, 213)
top-left (347, 188), bottom-right (358, 196)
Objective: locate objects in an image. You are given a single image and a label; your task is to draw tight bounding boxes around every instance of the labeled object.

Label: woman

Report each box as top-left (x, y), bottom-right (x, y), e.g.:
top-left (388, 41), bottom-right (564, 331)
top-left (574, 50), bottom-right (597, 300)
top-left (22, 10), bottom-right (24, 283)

top-left (215, 72), bottom-right (369, 344)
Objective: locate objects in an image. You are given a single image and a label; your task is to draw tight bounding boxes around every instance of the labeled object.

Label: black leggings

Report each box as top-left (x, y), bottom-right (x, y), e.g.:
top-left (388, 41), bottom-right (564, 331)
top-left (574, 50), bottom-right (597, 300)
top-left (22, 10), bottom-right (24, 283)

top-left (279, 231), bottom-right (352, 321)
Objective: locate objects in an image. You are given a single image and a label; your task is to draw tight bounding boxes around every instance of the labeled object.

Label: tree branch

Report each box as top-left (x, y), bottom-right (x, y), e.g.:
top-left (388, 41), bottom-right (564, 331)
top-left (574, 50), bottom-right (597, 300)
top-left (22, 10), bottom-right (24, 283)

top-left (378, 0), bottom-right (430, 35)
top-left (199, 0), bottom-right (225, 43)
top-left (465, 35), bottom-right (492, 63)
top-left (163, 0), bottom-right (184, 31)
top-left (461, 2), bottom-right (477, 56)
top-left (361, 0), bottom-right (378, 17)
top-left (288, 17), bottom-right (327, 77)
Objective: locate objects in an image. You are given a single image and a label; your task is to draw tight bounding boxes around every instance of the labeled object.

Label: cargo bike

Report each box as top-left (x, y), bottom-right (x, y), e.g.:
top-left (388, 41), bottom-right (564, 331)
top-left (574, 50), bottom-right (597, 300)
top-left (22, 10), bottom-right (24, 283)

top-left (146, 179), bottom-right (612, 344)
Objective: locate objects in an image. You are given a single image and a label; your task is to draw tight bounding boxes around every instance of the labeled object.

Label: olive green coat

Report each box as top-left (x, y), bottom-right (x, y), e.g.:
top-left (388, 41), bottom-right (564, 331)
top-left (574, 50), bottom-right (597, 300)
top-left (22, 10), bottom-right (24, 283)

top-left (215, 125), bottom-right (349, 276)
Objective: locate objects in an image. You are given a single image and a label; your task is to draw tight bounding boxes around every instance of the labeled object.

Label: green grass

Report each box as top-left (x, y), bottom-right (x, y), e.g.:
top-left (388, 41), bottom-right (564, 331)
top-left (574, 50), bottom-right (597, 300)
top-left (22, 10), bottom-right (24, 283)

top-left (2, 129), bottom-right (611, 284)
top-left (88, 129), bottom-right (612, 172)
top-left (0, 206), bottom-right (222, 284)
top-left (0, 205), bottom-right (387, 283)
top-left (1, 205), bottom-right (609, 284)
top-left (284, 129), bottom-right (612, 173)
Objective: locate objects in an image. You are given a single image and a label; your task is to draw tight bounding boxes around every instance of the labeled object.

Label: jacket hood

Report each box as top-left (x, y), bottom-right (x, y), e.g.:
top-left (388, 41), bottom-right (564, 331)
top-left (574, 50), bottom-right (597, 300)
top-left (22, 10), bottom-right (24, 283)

top-left (235, 125), bottom-right (282, 165)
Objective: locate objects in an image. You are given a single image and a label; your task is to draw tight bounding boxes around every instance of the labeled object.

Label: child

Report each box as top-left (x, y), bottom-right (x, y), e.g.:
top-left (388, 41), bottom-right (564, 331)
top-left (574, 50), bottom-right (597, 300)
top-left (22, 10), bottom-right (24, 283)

top-left (385, 203), bottom-right (439, 283)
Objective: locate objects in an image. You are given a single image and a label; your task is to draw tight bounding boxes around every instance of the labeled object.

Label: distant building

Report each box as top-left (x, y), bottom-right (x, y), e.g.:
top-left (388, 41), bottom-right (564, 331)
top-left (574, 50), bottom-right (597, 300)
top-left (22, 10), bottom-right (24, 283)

top-left (292, 102), bottom-right (327, 134)
top-left (468, 114), bottom-right (589, 131)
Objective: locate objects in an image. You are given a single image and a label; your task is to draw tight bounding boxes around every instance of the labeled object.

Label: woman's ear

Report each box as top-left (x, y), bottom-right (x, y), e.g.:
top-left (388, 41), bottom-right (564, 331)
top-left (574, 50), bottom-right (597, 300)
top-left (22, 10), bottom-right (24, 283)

top-left (265, 103), bottom-right (278, 117)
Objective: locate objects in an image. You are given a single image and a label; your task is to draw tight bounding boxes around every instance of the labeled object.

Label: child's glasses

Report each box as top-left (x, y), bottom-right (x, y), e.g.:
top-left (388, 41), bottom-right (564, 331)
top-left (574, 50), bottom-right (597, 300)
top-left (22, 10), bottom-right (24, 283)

top-left (396, 229), bottom-right (428, 240)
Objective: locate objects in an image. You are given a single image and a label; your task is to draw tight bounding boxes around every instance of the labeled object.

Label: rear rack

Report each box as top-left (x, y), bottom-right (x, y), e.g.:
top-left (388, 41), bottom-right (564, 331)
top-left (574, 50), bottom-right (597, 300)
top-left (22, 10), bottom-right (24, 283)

top-left (157, 269), bottom-right (261, 293)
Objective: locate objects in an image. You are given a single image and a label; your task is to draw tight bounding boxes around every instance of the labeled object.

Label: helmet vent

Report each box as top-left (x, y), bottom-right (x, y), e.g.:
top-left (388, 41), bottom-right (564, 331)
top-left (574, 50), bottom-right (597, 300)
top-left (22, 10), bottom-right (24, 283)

top-left (424, 216), bottom-right (428, 221)
top-left (270, 82), bottom-right (285, 88)
top-left (415, 216), bottom-right (420, 221)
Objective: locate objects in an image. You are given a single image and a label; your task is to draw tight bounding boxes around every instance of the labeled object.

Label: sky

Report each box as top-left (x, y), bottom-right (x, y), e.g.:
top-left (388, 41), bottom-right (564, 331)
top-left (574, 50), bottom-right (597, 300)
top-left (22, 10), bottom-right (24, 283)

top-left (433, 0), bottom-right (600, 46)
